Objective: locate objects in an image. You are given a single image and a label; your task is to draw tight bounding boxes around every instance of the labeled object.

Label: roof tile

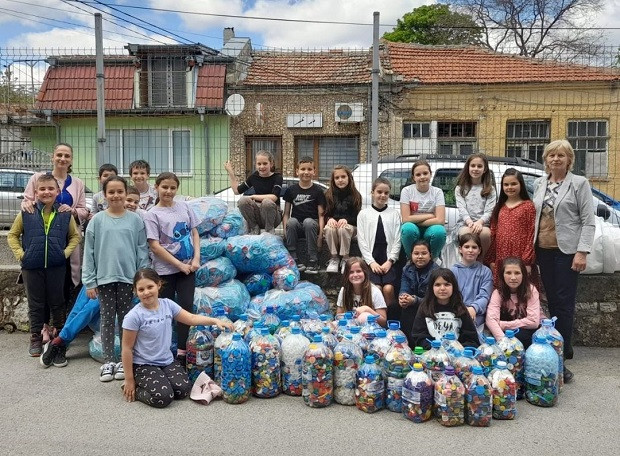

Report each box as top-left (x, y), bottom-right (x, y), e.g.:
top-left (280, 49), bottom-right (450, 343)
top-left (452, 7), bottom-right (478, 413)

top-left (195, 64), bottom-right (226, 109)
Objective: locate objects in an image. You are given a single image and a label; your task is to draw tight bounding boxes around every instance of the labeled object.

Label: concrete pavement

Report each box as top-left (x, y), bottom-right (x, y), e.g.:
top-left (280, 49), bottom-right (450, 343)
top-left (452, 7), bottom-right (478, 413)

top-left (1, 332), bottom-right (619, 455)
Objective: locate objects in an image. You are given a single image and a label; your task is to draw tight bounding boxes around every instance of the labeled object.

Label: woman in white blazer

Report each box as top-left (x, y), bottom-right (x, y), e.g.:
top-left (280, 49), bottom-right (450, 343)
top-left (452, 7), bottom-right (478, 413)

top-left (533, 139), bottom-right (595, 384)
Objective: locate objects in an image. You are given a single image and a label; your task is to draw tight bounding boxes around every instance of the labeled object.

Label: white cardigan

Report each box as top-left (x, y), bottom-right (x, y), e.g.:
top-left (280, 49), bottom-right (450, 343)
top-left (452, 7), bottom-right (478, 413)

top-left (357, 206), bottom-right (402, 265)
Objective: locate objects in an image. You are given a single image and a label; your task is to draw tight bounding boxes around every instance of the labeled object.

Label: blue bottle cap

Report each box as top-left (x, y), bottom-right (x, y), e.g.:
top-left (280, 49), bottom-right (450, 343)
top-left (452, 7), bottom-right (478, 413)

top-left (266, 306), bottom-right (274, 314)
top-left (463, 348), bottom-right (475, 358)
top-left (496, 360), bottom-right (507, 369)
top-left (388, 321), bottom-right (399, 330)
top-left (394, 334), bottom-right (406, 344)
top-left (291, 315), bottom-right (301, 322)
top-left (444, 332), bottom-right (456, 340)
top-left (280, 320), bottom-right (290, 327)
top-left (364, 355), bottom-right (375, 364)
top-left (254, 321), bottom-right (264, 328)
top-left (376, 329), bottom-right (387, 338)
top-left (313, 334), bottom-right (323, 343)
top-left (238, 313), bottom-right (248, 321)
top-left (350, 326), bottom-right (361, 334)
top-left (431, 340), bottom-right (442, 349)
top-left (505, 329), bottom-right (515, 338)
top-left (471, 366), bottom-right (483, 375)
top-left (344, 334), bottom-right (353, 341)
top-left (541, 318), bottom-right (553, 326)
top-left (260, 327), bottom-right (269, 335)
top-left (321, 326), bottom-right (330, 334)
top-left (338, 319), bottom-right (347, 327)
top-left (232, 333), bottom-right (241, 341)
top-left (534, 334), bottom-right (548, 344)
top-left (214, 308), bottom-right (224, 316)
top-left (485, 336), bottom-right (496, 345)
top-left (344, 311), bottom-right (354, 319)
top-left (368, 314), bottom-right (377, 322)
top-left (319, 314), bottom-right (329, 322)
top-left (291, 326), bottom-right (301, 335)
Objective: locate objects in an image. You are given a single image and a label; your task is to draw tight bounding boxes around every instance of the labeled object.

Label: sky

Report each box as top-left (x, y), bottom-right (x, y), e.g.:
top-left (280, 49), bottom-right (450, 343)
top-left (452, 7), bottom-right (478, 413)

top-left (2, 0), bottom-right (620, 88)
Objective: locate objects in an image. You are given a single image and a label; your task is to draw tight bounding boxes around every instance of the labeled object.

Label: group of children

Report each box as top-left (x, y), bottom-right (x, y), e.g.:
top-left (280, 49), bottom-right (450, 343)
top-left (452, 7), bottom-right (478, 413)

top-left (11, 147), bottom-right (549, 408)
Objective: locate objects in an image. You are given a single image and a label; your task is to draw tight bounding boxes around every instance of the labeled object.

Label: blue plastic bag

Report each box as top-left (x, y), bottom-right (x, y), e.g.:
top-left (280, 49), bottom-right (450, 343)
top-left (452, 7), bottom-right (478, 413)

top-left (225, 233), bottom-right (296, 274)
top-left (195, 256), bottom-right (237, 288)
top-left (242, 272), bottom-right (273, 296)
top-left (188, 197), bottom-right (229, 236)
top-left (211, 210), bottom-right (247, 239)
top-left (248, 281), bottom-right (330, 320)
top-left (199, 237), bottom-right (226, 263)
top-left (193, 279), bottom-right (250, 321)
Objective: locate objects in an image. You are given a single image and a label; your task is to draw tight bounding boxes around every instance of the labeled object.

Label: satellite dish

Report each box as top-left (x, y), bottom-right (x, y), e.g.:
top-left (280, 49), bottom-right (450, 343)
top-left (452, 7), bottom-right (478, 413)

top-left (225, 94), bottom-right (245, 116)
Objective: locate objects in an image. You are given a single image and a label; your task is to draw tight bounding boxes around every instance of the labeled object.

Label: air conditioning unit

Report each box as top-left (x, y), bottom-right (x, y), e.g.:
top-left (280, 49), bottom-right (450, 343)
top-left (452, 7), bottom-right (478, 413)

top-left (335, 102), bottom-right (364, 123)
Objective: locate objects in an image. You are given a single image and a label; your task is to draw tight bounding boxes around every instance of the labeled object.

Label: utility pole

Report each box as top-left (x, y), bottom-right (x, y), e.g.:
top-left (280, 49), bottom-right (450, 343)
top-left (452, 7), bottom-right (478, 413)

top-left (95, 13), bottom-right (106, 161)
top-left (371, 11), bottom-right (380, 181)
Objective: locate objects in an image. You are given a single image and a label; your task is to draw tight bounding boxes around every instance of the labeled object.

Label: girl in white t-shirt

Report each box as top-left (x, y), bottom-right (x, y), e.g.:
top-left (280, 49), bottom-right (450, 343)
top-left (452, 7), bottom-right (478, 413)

top-left (400, 160), bottom-right (447, 260)
top-left (335, 257), bottom-right (387, 327)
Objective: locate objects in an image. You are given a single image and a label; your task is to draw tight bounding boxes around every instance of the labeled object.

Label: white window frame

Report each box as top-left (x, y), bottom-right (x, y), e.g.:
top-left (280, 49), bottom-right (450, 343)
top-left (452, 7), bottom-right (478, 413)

top-left (403, 122), bottom-right (431, 139)
top-left (567, 119), bottom-right (609, 178)
top-left (105, 128), bottom-right (193, 177)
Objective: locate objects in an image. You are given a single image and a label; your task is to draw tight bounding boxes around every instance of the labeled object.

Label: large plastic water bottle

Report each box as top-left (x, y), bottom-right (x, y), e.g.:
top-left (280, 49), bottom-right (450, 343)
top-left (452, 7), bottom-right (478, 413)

top-left (533, 318), bottom-right (564, 391)
top-left (349, 325), bottom-right (364, 350)
top-left (302, 334), bottom-right (333, 407)
top-left (441, 332), bottom-right (464, 361)
top-left (465, 365), bottom-right (492, 427)
top-left (402, 363), bottom-right (434, 423)
top-left (210, 308), bottom-right (232, 340)
top-left (233, 313), bottom-right (252, 338)
top-left (213, 327), bottom-right (234, 385)
top-left (275, 320), bottom-right (291, 344)
top-left (421, 340), bottom-right (450, 382)
top-left (367, 329), bottom-right (392, 368)
top-left (498, 329), bottom-right (525, 397)
top-left (321, 326), bottom-right (338, 352)
top-left (435, 365), bottom-right (465, 427)
top-left (244, 320), bottom-right (264, 344)
top-left (453, 348), bottom-right (482, 386)
top-left (221, 333), bottom-right (251, 404)
top-left (386, 321), bottom-right (407, 345)
top-left (335, 319), bottom-right (349, 342)
top-left (411, 346), bottom-right (425, 366)
top-left (250, 327), bottom-right (281, 398)
top-left (385, 334), bottom-right (413, 412)
top-left (186, 325), bottom-right (214, 383)
top-left (525, 334), bottom-right (559, 407)
top-left (489, 360), bottom-right (517, 420)
top-left (333, 334), bottom-right (363, 405)
top-left (262, 305), bottom-right (280, 335)
top-left (477, 336), bottom-right (507, 375)
top-left (280, 326), bottom-right (310, 396)
top-left (356, 355), bottom-right (385, 413)
top-left (289, 314), bottom-right (302, 331)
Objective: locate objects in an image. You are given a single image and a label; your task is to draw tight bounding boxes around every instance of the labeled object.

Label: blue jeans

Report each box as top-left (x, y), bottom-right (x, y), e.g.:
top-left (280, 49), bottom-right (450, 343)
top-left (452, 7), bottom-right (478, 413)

top-left (401, 222), bottom-right (447, 260)
top-left (536, 247), bottom-right (579, 359)
top-left (59, 286), bottom-right (99, 346)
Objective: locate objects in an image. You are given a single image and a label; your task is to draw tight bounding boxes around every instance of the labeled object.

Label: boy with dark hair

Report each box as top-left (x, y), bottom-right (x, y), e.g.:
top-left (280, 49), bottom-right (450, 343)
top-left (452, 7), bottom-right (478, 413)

top-left (283, 157), bottom-right (325, 274)
top-left (7, 174), bottom-right (81, 359)
top-left (129, 159), bottom-right (157, 211)
top-left (90, 163), bottom-right (118, 216)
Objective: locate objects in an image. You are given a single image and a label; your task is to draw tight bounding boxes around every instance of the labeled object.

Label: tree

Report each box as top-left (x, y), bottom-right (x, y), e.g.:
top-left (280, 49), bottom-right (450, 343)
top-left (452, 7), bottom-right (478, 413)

top-left (383, 4), bottom-right (483, 46)
top-left (448, 0), bottom-right (605, 60)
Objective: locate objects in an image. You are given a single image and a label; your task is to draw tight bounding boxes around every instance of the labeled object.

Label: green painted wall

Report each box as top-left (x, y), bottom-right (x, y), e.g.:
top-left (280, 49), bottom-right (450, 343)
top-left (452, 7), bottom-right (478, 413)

top-left (31, 116), bottom-right (230, 196)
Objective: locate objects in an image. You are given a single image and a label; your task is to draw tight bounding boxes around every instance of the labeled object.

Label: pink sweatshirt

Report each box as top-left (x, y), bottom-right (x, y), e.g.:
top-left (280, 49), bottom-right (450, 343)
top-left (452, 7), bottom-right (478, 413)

top-left (485, 284), bottom-right (544, 341)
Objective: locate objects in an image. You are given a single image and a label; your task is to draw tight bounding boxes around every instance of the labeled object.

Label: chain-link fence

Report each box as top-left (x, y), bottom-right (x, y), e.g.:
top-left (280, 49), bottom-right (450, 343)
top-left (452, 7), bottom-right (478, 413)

top-left (1, 41), bottom-right (619, 228)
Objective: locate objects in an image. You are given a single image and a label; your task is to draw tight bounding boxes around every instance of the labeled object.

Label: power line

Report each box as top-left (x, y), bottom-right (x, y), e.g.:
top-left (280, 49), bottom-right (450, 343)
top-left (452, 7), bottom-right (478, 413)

top-left (5, 0), bottom-right (89, 16)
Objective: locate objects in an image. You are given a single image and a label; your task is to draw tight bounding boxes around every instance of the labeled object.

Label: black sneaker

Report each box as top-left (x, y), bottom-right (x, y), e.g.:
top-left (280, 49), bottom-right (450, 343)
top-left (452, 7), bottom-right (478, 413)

top-left (176, 354), bottom-right (186, 369)
top-left (40, 342), bottom-right (58, 368)
top-left (305, 262), bottom-right (319, 274)
top-left (52, 344), bottom-right (68, 368)
top-left (29, 333), bottom-right (43, 357)
top-left (563, 367), bottom-right (574, 384)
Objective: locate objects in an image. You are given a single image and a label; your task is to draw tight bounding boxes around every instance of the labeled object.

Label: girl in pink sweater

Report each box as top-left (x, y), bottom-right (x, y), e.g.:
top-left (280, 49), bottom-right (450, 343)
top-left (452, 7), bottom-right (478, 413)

top-left (485, 257), bottom-right (543, 349)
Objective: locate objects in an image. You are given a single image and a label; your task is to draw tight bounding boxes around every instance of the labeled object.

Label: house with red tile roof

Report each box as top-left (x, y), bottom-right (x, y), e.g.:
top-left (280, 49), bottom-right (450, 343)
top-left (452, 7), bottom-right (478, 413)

top-left (29, 44), bottom-right (234, 195)
top-left (381, 41), bottom-right (620, 197)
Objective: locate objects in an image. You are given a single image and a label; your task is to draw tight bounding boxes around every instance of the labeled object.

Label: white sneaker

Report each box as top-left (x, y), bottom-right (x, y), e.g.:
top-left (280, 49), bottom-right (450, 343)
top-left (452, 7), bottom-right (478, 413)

top-left (100, 362), bottom-right (115, 382)
top-left (114, 362), bottom-right (125, 380)
top-left (326, 258), bottom-right (340, 273)
top-left (340, 258), bottom-right (348, 274)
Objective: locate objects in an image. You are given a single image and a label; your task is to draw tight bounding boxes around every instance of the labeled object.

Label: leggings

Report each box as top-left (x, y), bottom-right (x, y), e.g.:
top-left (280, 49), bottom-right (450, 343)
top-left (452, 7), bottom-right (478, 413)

top-left (133, 362), bottom-right (191, 408)
top-left (160, 271), bottom-right (195, 351)
top-left (98, 282), bottom-right (134, 363)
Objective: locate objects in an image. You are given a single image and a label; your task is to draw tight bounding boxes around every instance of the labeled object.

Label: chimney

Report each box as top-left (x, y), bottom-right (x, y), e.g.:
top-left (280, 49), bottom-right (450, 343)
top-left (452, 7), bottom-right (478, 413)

top-left (223, 27), bottom-right (235, 44)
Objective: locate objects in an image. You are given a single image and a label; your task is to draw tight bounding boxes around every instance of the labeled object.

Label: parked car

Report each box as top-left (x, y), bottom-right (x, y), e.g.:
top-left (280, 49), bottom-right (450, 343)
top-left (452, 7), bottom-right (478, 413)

top-left (0, 168), bottom-right (93, 228)
top-left (351, 154), bottom-right (620, 231)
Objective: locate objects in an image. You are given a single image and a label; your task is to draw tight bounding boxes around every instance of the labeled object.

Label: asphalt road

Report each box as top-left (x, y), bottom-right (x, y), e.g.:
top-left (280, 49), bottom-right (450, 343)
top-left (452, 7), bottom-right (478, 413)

top-left (1, 332), bottom-right (619, 456)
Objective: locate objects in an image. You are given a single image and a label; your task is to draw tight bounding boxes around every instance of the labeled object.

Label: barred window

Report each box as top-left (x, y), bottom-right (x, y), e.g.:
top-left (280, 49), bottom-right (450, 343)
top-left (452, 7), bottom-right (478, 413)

top-left (567, 120), bottom-right (608, 178)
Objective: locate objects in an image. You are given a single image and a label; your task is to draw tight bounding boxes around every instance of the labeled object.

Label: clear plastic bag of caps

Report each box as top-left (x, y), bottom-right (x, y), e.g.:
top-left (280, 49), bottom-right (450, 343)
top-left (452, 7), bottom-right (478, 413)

top-left (213, 328), bottom-right (234, 385)
top-left (356, 355), bottom-right (385, 413)
top-left (195, 256), bottom-right (237, 288)
top-left (477, 336), bottom-right (507, 376)
top-left (210, 210), bottom-right (247, 239)
top-left (465, 365), bottom-right (492, 427)
top-left (489, 360), bottom-right (517, 420)
top-left (320, 326), bottom-right (338, 353)
top-left (250, 327), bottom-right (281, 398)
top-left (335, 319), bottom-right (349, 342)
top-left (301, 313), bottom-right (323, 340)
top-left (262, 306), bottom-right (280, 335)
top-left (441, 332), bottom-right (464, 362)
top-left (280, 327), bottom-right (311, 396)
top-left (242, 272), bottom-right (272, 297)
top-left (421, 340), bottom-right (450, 382)
top-left (199, 236), bottom-right (225, 263)
top-left (525, 334), bottom-right (559, 407)
top-left (275, 320), bottom-right (291, 344)
top-left (225, 233), bottom-right (296, 274)
top-left (453, 348), bottom-right (482, 387)
top-left (368, 329), bottom-right (392, 370)
top-left (333, 334), bottom-right (364, 406)
top-left (434, 365), bottom-right (466, 427)
top-left (386, 321), bottom-right (407, 346)
top-left (210, 308), bottom-right (233, 341)
top-left (221, 333), bottom-right (252, 404)
top-left (244, 320), bottom-right (264, 344)
top-left (233, 313), bottom-right (253, 339)
top-left (533, 318), bottom-right (564, 391)
top-left (188, 196), bottom-right (228, 236)
top-left (411, 346), bottom-right (425, 367)
top-left (402, 363), bottom-right (434, 423)
top-left (186, 325), bottom-right (214, 383)
top-left (272, 266), bottom-right (299, 291)
top-left (385, 334), bottom-right (413, 412)
top-left (302, 334), bottom-right (334, 408)
top-left (498, 329), bottom-right (525, 398)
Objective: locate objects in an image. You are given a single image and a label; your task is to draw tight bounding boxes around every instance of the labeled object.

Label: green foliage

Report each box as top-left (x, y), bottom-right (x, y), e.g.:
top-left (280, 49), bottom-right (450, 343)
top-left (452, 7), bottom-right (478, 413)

top-left (383, 4), bottom-right (482, 46)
